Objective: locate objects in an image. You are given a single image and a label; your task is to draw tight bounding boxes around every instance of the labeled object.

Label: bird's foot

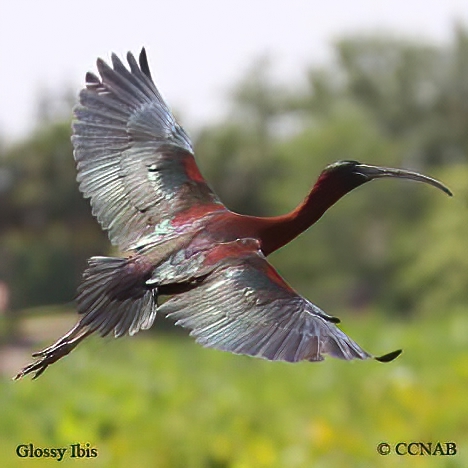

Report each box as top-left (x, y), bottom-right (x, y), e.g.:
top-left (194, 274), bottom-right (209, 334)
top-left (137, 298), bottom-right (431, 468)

top-left (14, 327), bottom-right (90, 380)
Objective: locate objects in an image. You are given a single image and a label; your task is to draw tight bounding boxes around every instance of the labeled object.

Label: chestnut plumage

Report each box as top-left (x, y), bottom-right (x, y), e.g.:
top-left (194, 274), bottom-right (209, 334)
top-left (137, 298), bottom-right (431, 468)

top-left (15, 49), bottom-right (451, 379)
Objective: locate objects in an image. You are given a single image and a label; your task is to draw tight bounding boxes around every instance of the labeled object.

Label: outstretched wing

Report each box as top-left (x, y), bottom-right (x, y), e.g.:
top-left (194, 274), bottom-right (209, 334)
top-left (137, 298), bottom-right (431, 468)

top-left (72, 48), bottom-right (224, 251)
top-left (159, 242), bottom-right (399, 363)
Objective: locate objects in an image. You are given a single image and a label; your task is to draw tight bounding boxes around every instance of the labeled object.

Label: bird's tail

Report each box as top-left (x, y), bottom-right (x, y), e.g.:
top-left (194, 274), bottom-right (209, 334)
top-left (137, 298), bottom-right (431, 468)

top-left (15, 256), bottom-right (157, 380)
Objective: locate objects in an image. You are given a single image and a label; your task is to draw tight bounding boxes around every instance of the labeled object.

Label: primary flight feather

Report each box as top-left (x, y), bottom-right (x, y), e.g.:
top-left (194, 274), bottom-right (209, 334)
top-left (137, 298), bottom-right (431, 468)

top-left (16, 48), bottom-right (451, 379)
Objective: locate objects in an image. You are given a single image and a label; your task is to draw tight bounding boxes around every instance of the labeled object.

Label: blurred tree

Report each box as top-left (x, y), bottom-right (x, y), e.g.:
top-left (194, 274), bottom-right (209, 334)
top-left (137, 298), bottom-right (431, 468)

top-left (195, 57), bottom-right (289, 216)
top-left (268, 105), bottom-right (407, 311)
top-left (192, 25), bottom-right (465, 321)
top-left (396, 165), bottom-right (468, 315)
top-left (429, 25), bottom-right (468, 165)
top-left (335, 26), bottom-right (468, 167)
top-left (269, 27), bottom-right (467, 314)
top-left (337, 36), bottom-right (441, 137)
top-left (0, 120), bottom-right (108, 311)
top-left (1, 26), bottom-right (466, 324)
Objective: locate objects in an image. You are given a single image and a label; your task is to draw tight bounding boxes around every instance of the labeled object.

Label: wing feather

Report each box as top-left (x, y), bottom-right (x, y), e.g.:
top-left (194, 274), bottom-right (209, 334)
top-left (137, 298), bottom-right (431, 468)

top-left (158, 247), bottom-right (375, 363)
top-left (72, 48), bottom-right (223, 250)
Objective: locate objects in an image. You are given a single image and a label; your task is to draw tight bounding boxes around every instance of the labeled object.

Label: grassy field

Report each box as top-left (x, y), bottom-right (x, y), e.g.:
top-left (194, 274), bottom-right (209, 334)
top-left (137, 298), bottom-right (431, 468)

top-left (1, 308), bottom-right (467, 468)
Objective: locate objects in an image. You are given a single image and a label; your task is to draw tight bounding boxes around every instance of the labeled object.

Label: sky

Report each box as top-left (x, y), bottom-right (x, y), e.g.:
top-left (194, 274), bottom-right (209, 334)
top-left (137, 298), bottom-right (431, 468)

top-left (1, 0), bottom-right (467, 144)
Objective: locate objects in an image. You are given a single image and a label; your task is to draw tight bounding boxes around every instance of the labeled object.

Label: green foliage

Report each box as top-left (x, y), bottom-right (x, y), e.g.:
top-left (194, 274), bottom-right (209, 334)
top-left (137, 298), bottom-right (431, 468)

top-left (194, 27), bottom-right (467, 317)
top-left (1, 26), bottom-right (467, 319)
top-left (194, 57), bottom-right (288, 217)
top-left (397, 165), bottom-right (468, 313)
top-left (195, 122), bottom-right (280, 216)
top-left (2, 308), bottom-right (467, 467)
top-left (0, 122), bottom-right (108, 309)
top-left (1, 28), bottom-right (467, 466)
top-left (336, 36), bottom-right (442, 136)
top-left (0, 28), bottom-right (468, 468)
top-left (267, 105), bottom-right (448, 312)
top-left (335, 27), bottom-right (468, 166)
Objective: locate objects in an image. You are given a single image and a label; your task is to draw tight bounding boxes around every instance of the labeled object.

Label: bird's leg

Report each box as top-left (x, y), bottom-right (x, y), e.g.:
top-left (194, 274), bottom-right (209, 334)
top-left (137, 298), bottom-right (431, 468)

top-left (14, 325), bottom-right (92, 380)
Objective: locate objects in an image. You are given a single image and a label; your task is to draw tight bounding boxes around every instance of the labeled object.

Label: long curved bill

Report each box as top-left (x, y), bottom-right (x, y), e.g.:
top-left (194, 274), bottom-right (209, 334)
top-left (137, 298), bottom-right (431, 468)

top-left (355, 164), bottom-right (453, 196)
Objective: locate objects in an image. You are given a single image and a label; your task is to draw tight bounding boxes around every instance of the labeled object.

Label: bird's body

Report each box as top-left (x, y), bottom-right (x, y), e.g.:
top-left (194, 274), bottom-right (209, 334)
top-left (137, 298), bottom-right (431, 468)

top-left (16, 49), bottom-right (451, 379)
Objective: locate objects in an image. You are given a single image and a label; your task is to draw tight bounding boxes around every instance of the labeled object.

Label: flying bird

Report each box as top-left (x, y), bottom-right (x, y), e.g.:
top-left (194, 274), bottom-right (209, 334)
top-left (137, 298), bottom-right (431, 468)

top-left (15, 48), bottom-right (452, 380)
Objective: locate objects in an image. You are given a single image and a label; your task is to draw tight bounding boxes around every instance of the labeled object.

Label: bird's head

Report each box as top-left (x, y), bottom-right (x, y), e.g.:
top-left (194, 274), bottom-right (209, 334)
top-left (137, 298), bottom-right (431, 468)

top-left (318, 160), bottom-right (452, 197)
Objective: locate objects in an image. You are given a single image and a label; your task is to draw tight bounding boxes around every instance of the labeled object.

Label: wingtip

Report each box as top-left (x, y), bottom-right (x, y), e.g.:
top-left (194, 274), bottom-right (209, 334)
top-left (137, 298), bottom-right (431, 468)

top-left (139, 47), bottom-right (152, 80)
top-left (375, 349), bottom-right (402, 363)
top-left (110, 52), bottom-right (120, 68)
top-left (85, 71), bottom-right (101, 90)
top-left (95, 57), bottom-right (110, 75)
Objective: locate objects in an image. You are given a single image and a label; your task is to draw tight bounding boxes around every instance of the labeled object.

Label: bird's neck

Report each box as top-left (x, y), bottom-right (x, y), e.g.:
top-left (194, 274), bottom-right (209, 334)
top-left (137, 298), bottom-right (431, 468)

top-left (255, 174), bottom-right (361, 255)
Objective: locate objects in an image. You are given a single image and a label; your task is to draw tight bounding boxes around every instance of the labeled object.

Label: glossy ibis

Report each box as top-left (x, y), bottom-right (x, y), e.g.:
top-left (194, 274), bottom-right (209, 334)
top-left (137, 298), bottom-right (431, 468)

top-left (15, 48), bottom-right (451, 380)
